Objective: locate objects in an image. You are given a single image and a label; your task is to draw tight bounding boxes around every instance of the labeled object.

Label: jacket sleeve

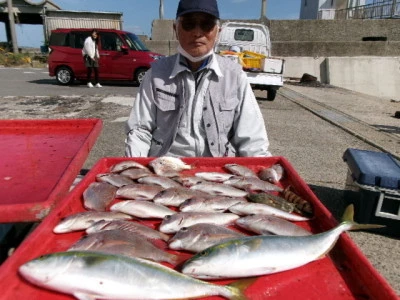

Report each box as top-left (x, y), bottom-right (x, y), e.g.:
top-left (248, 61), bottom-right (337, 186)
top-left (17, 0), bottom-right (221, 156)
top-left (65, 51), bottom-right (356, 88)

top-left (124, 70), bottom-right (156, 157)
top-left (231, 71), bottom-right (272, 157)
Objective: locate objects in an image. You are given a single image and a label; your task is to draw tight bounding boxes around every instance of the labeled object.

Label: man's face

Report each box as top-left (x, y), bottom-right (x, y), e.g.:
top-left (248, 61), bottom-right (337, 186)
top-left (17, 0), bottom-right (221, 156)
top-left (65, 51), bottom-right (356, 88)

top-left (175, 12), bottom-right (219, 58)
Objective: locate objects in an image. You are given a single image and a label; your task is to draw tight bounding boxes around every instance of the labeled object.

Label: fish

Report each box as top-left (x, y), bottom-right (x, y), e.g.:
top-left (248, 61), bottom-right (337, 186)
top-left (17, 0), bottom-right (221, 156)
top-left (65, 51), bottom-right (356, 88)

top-left (110, 160), bottom-right (150, 173)
top-left (116, 183), bottom-right (164, 200)
top-left (95, 173), bottom-right (134, 187)
top-left (138, 175), bottom-right (182, 189)
top-left (228, 202), bottom-right (309, 222)
top-left (110, 200), bottom-right (176, 219)
top-left (68, 229), bottom-right (178, 265)
top-left (180, 196), bottom-right (248, 213)
top-left (247, 192), bottom-right (300, 214)
top-left (190, 182), bottom-right (248, 197)
top-left (181, 205), bottom-right (384, 279)
top-left (159, 212), bottom-right (240, 234)
top-left (169, 223), bottom-right (246, 253)
top-left (120, 168), bottom-right (153, 180)
top-left (86, 219), bottom-right (171, 242)
top-left (53, 211), bottom-right (132, 234)
top-left (82, 181), bottom-right (118, 211)
top-left (224, 176), bottom-right (283, 193)
top-left (149, 156), bottom-right (193, 177)
top-left (236, 214), bottom-right (312, 236)
top-left (282, 186), bottom-right (314, 216)
top-left (258, 164), bottom-right (285, 183)
top-left (194, 172), bottom-right (236, 183)
top-left (224, 163), bottom-right (258, 178)
top-left (19, 251), bottom-right (248, 299)
top-left (172, 175), bottom-right (207, 187)
top-left (153, 187), bottom-right (211, 207)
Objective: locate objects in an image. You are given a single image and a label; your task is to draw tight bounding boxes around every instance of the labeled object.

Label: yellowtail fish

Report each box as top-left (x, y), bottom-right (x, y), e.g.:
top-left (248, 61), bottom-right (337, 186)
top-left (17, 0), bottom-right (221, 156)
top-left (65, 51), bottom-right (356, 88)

top-left (53, 211), bottom-right (132, 234)
top-left (149, 156), bottom-right (193, 177)
top-left (110, 160), bottom-right (150, 173)
top-left (110, 200), bottom-right (176, 219)
top-left (82, 181), bottom-right (118, 211)
top-left (182, 205), bottom-right (384, 279)
top-left (19, 251), bottom-right (249, 299)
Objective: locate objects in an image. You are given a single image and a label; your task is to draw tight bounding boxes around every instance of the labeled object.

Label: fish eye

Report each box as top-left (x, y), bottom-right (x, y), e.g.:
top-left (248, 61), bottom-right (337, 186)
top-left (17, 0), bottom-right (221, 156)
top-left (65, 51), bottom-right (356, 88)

top-left (181, 227), bottom-right (188, 232)
top-left (199, 250), bottom-right (208, 257)
top-left (164, 215), bottom-right (172, 220)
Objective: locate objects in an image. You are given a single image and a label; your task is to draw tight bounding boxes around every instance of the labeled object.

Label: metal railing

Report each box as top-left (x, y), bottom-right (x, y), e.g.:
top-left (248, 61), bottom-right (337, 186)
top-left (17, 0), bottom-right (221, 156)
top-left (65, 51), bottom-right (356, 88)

top-left (319, 0), bottom-right (400, 20)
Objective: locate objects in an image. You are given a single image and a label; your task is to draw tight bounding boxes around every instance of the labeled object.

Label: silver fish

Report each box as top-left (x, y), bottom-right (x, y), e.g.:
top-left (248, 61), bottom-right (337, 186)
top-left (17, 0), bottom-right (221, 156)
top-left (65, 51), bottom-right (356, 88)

top-left (190, 182), bottom-right (248, 197)
top-left (69, 229), bottom-right (178, 265)
top-left (224, 163), bottom-right (258, 178)
top-left (86, 219), bottom-right (171, 242)
top-left (153, 187), bottom-right (211, 207)
top-left (169, 223), bottom-right (246, 253)
top-left (110, 200), bottom-right (176, 219)
top-left (180, 196), bottom-right (248, 213)
top-left (258, 164), bottom-right (284, 183)
top-left (19, 251), bottom-right (247, 299)
top-left (116, 183), bottom-right (164, 200)
top-left (194, 172), bottom-right (236, 183)
top-left (236, 214), bottom-right (312, 236)
top-left (83, 181), bottom-right (118, 211)
top-left (182, 205), bottom-right (384, 279)
top-left (224, 176), bottom-right (283, 192)
top-left (228, 202), bottom-right (309, 222)
top-left (120, 168), bottom-right (153, 180)
top-left (53, 211), bottom-right (132, 234)
top-left (138, 175), bottom-right (182, 189)
top-left (110, 160), bottom-right (150, 173)
top-left (172, 175), bottom-right (207, 187)
top-left (149, 156), bottom-right (193, 177)
top-left (95, 173), bottom-right (134, 187)
top-left (159, 212), bottom-right (240, 234)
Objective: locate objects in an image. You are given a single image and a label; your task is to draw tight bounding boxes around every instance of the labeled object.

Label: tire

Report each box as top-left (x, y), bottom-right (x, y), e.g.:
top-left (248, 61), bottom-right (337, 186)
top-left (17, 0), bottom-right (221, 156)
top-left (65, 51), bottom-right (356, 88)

top-left (56, 66), bottom-right (74, 85)
top-left (266, 88), bottom-right (277, 101)
top-left (134, 68), bottom-right (148, 85)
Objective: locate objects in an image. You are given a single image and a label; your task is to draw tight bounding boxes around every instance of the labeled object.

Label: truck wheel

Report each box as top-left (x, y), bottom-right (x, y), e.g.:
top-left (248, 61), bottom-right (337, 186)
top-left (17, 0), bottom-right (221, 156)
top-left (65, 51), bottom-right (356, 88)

top-left (56, 66), bottom-right (74, 85)
top-left (135, 68), bottom-right (148, 85)
top-left (267, 89), bottom-right (277, 101)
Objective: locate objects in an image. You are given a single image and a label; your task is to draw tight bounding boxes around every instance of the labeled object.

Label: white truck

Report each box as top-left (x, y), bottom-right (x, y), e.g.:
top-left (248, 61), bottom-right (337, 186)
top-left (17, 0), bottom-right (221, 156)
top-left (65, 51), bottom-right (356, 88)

top-left (216, 22), bottom-right (285, 101)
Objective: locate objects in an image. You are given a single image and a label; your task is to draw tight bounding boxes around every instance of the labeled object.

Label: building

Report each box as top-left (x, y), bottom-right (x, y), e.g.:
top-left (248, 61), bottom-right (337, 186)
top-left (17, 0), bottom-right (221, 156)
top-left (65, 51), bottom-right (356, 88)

top-left (300, 0), bottom-right (367, 19)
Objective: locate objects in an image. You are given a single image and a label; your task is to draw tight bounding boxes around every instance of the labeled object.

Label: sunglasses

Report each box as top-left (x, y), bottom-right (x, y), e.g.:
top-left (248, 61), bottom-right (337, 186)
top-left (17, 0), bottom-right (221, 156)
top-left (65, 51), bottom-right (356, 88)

top-left (180, 18), bottom-right (217, 32)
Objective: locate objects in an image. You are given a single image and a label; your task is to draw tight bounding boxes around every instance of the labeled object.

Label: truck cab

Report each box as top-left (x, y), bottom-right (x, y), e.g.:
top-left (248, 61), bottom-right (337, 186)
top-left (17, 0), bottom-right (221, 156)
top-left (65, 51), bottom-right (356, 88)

top-left (216, 22), bottom-right (285, 101)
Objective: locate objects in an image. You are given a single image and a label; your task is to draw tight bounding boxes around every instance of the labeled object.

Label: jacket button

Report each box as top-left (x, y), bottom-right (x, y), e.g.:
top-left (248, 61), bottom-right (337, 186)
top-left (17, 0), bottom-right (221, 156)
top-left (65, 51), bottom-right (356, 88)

top-left (203, 107), bottom-right (207, 111)
top-left (211, 142), bottom-right (215, 146)
top-left (206, 123), bottom-right (211, 127)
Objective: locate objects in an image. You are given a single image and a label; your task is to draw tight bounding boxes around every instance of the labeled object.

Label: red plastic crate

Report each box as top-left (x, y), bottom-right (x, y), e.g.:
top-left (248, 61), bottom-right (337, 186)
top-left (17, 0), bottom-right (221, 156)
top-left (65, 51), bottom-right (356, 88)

top-left (0, 157), bottom-right (397, 299)
top-left (0, 119), bottom-right (102, 222)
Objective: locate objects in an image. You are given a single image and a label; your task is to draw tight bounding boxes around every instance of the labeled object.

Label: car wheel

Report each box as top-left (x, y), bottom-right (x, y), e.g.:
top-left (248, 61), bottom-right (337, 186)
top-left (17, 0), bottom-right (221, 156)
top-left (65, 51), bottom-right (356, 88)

top-left (134, 68), bottom-right (148, 85)
top-left (56, 66), bottom-right (74, 85)
top-left (266, 88), bottom-right (277, 101)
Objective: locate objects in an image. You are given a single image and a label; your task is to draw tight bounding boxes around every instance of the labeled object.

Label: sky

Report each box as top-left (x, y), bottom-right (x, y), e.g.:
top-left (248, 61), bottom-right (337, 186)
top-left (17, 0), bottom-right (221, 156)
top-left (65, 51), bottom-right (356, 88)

top-left (0, 0), bottom-right (301, 48)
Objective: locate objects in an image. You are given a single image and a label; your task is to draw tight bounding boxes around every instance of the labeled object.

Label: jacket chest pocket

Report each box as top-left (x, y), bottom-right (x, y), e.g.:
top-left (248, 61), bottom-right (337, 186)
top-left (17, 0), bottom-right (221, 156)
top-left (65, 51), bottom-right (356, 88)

top-left (217, 93), bottom-right (239, 133)
top-left (154, 88), bottom-right (180, 124)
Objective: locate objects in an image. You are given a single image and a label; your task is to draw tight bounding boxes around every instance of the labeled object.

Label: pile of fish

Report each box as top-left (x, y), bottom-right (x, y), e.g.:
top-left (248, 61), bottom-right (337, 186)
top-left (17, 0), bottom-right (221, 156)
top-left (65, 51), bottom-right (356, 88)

top-left (19, 157), bottom-right (381, 300)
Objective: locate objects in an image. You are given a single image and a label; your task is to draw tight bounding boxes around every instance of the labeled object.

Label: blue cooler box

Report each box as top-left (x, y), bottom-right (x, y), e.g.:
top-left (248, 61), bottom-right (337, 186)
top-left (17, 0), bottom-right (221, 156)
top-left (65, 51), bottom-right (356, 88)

top-left (343, 148), bottom-right (400, 236)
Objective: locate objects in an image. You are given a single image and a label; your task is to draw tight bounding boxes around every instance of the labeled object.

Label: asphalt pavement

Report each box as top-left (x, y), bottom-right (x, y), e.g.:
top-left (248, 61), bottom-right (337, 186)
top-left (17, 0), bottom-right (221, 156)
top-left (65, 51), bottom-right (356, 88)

top-left (0, 67), bottom-right (399, 295)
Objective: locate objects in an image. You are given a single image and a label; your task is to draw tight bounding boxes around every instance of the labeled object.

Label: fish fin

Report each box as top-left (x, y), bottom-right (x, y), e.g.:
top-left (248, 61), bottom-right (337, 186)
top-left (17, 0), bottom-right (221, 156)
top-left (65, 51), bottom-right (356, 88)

top-left (226, 277), bottom-right (257, 300)
top-left (341, 204), bottom-right (385, 231)
top-left (73, 292), bottom-right (97, 300)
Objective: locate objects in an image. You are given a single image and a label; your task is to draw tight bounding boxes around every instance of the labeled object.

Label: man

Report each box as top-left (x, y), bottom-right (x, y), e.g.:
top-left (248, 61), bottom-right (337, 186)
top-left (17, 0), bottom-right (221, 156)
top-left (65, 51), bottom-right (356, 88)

top-left (82, 29), bottom-right (102, 88)
top-left (125, 0), bottom-right (271, 157)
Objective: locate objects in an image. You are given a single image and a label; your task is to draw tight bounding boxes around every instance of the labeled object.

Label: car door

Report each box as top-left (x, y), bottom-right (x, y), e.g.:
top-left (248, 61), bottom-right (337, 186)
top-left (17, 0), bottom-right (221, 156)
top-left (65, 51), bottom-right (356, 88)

top-left (98, 32), bottom-right (133, 80)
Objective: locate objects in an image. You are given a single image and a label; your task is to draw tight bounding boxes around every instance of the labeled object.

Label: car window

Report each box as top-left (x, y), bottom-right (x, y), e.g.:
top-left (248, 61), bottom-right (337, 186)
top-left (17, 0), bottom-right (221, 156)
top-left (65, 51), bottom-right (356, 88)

top-left (70, 32), bottom-right (89, 49)
top-left (100, 32), bottom-right (124, 51)
top-left (123, 33), bottom-right (149, 51)
top-left (234, 29), bottom-right (255, 42)
top-left (49, 32), bottom-right (68, 46)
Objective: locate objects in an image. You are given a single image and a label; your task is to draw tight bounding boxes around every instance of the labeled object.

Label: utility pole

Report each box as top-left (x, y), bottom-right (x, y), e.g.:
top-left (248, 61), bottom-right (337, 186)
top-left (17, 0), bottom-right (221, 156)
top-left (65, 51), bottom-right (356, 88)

top-left (159, 0), bottom-right (164, 20)
top-left (391, 0), bottom-right (397, 17)
top-left (7, 0), bottom-right (18, 53)
top-left (261, 0), bottom-right (267, 20)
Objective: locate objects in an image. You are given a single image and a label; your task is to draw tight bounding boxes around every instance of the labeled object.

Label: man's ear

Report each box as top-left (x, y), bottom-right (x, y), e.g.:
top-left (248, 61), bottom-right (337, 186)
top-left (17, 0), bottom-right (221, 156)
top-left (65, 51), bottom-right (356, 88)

top-left (173, 23), bottom-right (178, 40)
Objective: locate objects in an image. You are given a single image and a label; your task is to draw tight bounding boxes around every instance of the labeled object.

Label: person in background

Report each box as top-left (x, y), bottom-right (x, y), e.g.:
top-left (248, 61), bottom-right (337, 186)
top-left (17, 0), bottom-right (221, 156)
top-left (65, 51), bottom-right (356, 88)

top-left (82, 29), bottom-right (101, 88)
top-left (125, 0), bottom-right (271, 157)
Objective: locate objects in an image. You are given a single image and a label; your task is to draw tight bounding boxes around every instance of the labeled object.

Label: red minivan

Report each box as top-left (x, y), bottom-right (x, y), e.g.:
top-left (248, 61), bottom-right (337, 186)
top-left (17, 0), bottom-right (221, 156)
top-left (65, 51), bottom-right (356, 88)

top-left (48, 28), bottom-right (164, 85)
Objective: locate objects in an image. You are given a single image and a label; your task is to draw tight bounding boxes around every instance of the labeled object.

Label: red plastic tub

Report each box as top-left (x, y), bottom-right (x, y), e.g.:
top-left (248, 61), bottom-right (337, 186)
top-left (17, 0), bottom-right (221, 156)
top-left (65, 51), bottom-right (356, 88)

top-left (0, 119), bottom-right (102, 222)
top-left (0, 157), bottom-right (397, 299)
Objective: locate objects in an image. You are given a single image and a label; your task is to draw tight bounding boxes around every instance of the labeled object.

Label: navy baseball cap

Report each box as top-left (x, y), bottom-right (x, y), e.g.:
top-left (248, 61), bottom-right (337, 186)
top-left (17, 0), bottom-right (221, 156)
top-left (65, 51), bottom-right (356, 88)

top-left (176, 0), bottom-right (220, 19)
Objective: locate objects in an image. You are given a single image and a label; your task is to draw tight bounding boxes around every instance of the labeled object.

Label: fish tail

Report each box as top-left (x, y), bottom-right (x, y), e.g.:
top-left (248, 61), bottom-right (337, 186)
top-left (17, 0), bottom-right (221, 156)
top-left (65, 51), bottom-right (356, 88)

top-left (341, 204), bottom-right (385, 231)
top-left (224, 277), bottom-right (257, 300)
